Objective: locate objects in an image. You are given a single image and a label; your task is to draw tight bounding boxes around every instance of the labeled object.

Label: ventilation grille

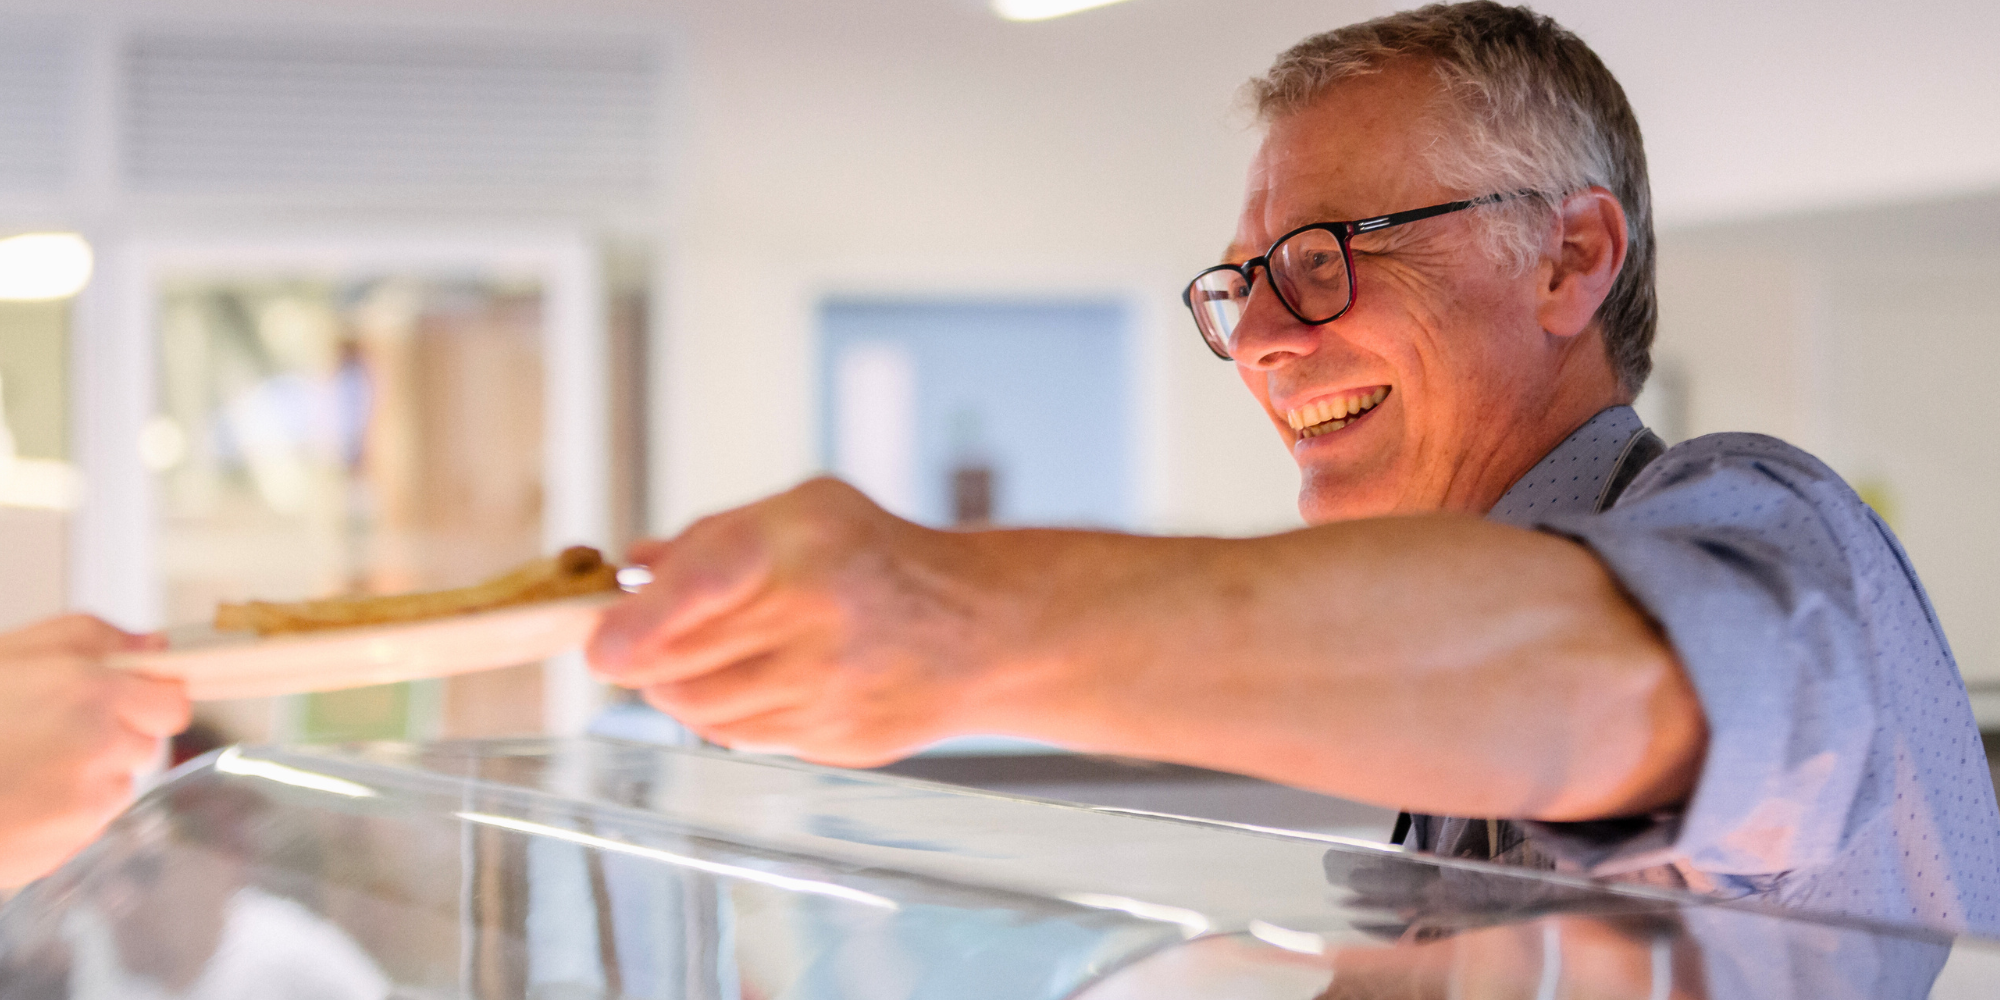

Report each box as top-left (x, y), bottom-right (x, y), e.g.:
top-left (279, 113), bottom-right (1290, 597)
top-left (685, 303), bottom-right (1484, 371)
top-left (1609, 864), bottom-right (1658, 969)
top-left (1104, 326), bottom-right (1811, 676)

top-left (125, 35), bottom-right (661, 202)
top-left (0, 34), bottom-right (73, 193)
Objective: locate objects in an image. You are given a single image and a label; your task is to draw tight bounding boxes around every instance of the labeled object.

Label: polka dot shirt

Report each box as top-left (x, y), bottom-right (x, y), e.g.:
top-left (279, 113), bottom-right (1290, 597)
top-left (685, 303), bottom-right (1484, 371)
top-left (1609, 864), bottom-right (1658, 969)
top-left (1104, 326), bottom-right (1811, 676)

top-left (1409, 406), bottom-right (2000, 936)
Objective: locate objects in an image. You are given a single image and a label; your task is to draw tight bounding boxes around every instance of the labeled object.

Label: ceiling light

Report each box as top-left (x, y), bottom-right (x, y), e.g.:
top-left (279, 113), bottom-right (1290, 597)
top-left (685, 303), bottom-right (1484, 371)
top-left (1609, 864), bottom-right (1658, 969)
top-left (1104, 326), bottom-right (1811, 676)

top-left (0, 233), bottom-right (94, 301)
top-left (993, 0), bottom-right (1135, 22)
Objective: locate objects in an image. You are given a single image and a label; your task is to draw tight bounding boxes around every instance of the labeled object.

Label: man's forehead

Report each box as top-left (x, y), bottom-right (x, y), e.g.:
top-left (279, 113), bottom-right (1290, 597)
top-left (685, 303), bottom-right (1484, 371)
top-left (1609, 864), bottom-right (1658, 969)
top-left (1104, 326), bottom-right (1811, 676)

top-left (1224, 198), bottom-right (1369, 263)
top-left (1223, 194), bottom-right (1368, 261)
top-left (1222, 155), bottom-right (1395, 262)
top-left (1225, 67), bottom-right (1446, 258)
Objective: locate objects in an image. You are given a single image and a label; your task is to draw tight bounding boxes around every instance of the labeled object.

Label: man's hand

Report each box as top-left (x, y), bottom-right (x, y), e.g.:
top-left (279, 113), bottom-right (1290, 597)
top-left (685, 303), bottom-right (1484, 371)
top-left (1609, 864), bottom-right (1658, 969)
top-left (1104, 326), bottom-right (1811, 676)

top-left (0, 615), bottom-right (190, 889)
top-left (589, 478), bottom-right (1020, 766)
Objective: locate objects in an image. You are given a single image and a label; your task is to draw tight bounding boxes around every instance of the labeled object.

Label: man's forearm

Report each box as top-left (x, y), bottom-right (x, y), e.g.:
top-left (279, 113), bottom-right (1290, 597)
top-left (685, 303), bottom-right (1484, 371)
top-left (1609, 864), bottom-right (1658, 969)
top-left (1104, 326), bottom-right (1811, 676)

top-left (956, 514), bottom-right (1706, 821)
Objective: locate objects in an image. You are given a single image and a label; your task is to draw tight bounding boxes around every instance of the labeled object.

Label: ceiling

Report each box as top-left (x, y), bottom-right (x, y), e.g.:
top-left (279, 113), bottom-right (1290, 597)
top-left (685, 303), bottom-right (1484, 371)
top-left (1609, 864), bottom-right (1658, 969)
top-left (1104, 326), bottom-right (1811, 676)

top-left (1, 0), bottom-right (1994, 231)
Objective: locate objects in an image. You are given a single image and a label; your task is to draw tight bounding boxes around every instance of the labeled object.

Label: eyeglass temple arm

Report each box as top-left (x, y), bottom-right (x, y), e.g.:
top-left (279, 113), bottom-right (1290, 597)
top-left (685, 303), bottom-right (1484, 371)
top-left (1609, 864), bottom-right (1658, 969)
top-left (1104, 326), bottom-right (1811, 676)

top-left (1349, 191), bottom-right (1526, 234)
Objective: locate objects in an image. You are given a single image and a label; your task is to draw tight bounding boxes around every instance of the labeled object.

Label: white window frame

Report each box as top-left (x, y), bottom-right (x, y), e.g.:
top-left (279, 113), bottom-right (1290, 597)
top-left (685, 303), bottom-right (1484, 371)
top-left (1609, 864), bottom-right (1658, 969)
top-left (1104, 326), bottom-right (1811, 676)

top-left (69, 229), bottom-right (611, 736)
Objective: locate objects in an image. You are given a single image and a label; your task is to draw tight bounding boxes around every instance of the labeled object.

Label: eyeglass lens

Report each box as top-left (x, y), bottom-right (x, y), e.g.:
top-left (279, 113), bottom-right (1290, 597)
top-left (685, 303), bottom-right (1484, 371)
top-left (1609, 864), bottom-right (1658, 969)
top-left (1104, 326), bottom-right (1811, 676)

top-left (1188, 228), bottom-right (1353, 358)
top-left (1188, 270), bottom-right (1250, 357)
top-left (1270, 229), bottom-right (1351, 322)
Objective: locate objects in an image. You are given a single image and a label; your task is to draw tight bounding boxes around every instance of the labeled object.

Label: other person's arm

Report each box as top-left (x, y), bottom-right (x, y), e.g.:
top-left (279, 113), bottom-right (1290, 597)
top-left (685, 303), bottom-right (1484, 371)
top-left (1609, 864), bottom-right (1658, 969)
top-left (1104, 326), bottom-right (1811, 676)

top-left (0, 615), bottom-right (191, 888)
top-left (589, 478), bottom-right (1705, 822)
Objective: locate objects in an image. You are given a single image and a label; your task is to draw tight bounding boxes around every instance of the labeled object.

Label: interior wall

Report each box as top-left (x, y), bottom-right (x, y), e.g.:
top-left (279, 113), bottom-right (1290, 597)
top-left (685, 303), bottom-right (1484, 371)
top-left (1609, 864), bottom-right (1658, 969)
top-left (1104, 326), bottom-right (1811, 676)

top-left (1653, 194), bottom-right (2000, 708)
top-left (1539, 0), bottom-right (2000, 226)
top-left (1651, 248), bottom-right (1824, 450)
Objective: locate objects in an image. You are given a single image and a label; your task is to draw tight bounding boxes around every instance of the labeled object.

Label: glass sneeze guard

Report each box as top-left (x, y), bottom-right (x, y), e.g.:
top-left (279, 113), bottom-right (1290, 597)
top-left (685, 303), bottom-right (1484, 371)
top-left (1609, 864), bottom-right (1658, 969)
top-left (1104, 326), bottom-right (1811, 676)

top-left (2, 738), bottom-right (1996, 999)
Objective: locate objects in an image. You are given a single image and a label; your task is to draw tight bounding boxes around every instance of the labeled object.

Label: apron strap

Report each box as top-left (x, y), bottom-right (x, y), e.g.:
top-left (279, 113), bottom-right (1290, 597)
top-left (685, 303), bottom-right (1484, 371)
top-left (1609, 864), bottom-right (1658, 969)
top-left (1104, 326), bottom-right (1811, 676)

top-left (1595, 427), bottom-right (1666, 514)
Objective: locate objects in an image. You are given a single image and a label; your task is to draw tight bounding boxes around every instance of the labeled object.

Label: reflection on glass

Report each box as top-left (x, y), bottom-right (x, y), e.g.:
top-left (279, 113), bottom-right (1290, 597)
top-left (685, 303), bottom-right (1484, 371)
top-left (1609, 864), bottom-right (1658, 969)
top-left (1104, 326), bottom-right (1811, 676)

top-left (154, 277), bottom-right (548, 741)
top-left (2, 739), bottom-right (1997, 999)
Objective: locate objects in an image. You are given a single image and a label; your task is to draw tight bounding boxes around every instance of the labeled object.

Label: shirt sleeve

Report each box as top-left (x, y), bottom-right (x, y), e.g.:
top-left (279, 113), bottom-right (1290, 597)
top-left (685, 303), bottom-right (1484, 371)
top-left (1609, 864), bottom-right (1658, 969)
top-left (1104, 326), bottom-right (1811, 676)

top-left (1520, 433), bottom-right (1903, 892)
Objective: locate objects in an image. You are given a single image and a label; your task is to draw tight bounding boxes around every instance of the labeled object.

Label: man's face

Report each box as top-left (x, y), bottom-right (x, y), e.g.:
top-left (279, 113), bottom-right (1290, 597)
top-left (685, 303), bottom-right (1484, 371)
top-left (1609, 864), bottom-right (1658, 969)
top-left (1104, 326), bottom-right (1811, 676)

top-left (1229, 63), bottom-right (1570, 523)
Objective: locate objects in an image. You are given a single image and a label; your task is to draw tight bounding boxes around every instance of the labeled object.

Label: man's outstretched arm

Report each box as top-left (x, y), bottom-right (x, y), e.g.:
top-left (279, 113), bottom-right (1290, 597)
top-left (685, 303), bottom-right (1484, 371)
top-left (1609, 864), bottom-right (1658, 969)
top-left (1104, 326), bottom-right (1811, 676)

top-left (588, 478), bottom-right (1706, 823)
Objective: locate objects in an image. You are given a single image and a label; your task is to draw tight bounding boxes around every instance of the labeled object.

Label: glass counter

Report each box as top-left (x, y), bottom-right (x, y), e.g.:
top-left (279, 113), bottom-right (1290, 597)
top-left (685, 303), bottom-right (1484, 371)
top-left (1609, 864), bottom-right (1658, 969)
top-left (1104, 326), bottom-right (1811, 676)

top-left (1, 738), bottom-right (1995, 999)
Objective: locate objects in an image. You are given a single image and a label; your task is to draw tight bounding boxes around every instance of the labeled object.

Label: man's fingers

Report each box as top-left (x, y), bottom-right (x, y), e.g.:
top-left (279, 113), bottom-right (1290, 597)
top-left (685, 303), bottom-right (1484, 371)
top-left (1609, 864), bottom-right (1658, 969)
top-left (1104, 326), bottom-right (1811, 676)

top-left (694, 707), bottom-right (905, 769)
top-left (590, 558), bottom-right (771, 678)
top-left (596, 591), bottom-right (815, 688)
top-left (686, 705), bottom-right (808, 754)
top-left (590, 591), bottom-right (689, 678)
top-left (108, 671), bottom-right (192, 739)
top-left (597, 501), bottom-right (840, 678)
top-left (626, 537), bottom-right (673, 566)
top-left (123, 630), bottom-right (168, 654)
top-left (642, 653), bottom-right (807, 729)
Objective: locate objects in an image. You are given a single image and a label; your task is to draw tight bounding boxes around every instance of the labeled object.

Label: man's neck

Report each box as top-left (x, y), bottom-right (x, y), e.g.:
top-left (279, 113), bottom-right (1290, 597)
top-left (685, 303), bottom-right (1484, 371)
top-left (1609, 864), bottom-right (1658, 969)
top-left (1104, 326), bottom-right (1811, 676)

top-left (1445, 348), bottom-right (1630, 516)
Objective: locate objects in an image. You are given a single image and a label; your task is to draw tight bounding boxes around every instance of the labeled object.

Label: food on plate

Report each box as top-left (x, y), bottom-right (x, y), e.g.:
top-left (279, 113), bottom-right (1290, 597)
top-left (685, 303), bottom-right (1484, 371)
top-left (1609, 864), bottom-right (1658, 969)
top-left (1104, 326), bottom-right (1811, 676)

top-left (214, 546), bottom-right (622, 636)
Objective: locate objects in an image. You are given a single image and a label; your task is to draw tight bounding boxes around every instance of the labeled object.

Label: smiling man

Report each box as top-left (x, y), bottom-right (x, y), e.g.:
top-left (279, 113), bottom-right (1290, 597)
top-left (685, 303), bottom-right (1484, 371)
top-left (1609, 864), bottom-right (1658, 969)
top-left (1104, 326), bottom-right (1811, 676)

top-left (590, 2), bottom-right (2000, 933)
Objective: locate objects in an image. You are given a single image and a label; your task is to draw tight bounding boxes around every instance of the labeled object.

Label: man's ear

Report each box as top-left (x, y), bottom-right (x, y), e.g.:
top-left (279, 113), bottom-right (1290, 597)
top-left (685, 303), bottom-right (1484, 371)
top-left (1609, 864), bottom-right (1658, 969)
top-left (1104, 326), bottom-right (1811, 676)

top-left (1536, 187), bottom-right (1628, 339)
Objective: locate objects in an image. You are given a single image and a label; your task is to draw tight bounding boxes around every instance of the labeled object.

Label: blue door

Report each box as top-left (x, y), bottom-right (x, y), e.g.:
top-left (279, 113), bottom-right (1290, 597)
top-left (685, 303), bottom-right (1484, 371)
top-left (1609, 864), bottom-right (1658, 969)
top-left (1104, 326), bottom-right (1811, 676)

top-left (818, 299), bottom-right (1131, 530)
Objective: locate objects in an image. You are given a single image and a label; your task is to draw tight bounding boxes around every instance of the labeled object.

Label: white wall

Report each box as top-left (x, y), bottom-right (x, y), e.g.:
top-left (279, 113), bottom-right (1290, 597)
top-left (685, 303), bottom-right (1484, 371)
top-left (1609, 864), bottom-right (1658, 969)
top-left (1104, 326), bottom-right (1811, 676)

top-left (1544, 0), bottom-right (2000, 227)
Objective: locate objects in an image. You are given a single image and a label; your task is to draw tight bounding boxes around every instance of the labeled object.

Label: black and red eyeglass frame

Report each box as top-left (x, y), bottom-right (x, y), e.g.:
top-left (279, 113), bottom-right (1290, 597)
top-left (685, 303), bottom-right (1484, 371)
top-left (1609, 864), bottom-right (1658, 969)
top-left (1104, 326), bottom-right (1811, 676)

top-left (1181, 190), bottom-right (1525, 360)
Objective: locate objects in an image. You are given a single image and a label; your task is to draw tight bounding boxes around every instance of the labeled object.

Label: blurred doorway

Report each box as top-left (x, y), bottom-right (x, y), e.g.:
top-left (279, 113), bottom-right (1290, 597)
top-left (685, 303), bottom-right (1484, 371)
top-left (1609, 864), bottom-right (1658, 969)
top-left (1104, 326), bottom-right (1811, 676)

top-left (75, 234), bottom-right (619, 745)
top-left (818, 299), bottom-right (1132, 530)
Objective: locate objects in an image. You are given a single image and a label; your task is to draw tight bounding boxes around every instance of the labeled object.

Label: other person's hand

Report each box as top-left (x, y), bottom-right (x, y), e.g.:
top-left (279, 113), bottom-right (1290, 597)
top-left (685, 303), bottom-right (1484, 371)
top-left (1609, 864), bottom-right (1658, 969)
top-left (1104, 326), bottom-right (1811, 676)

top-left (0, 615), bottom-right (190, 888)
top-left (589, 478), bottom-right (1021, 765)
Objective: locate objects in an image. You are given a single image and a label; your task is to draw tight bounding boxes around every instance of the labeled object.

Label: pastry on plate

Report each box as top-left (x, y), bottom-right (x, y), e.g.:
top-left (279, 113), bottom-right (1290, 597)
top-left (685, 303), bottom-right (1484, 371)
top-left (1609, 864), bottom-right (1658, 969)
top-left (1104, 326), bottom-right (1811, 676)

top-left (215, 546), bottom-right (622, 636)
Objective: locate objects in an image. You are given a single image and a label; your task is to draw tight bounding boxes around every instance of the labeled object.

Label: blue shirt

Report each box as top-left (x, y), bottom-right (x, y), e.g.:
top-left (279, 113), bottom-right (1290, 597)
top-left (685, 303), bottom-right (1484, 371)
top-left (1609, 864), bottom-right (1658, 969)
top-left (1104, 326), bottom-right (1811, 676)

top-left (1407, 405), bottom-right (2000, 935)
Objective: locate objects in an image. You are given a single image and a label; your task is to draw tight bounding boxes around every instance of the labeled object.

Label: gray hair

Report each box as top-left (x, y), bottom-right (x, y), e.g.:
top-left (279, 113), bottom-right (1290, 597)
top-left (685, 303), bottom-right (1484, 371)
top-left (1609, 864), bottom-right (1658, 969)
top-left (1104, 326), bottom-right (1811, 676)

top-left (1250, 2), bottom-right (1656, 394)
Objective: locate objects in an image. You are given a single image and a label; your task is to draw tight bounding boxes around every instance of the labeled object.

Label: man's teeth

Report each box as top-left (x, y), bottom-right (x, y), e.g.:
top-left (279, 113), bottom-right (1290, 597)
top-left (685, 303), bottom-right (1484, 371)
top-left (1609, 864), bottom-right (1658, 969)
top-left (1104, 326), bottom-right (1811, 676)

top-left (1286, 387), bottom-right (1389, 437)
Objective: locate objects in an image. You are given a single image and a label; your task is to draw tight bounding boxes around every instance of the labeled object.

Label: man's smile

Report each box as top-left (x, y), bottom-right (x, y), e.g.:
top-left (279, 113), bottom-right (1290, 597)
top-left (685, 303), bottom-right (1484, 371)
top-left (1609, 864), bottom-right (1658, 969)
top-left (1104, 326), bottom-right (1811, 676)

top-left (1285, 385), bottom-right (1390, 439)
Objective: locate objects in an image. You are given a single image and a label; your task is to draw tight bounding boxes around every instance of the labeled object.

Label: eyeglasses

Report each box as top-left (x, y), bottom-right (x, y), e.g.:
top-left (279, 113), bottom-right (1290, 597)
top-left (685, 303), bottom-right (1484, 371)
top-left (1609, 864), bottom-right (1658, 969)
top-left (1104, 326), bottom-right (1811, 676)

top-left (1181, 192), bottom-right (1515, 360)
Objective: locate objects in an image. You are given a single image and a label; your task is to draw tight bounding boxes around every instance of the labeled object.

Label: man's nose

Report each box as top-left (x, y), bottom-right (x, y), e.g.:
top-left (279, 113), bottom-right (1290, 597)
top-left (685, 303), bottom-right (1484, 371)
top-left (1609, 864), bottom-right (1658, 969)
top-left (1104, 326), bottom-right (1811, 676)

top-left (1230, 276), bottom-right (1320, 370)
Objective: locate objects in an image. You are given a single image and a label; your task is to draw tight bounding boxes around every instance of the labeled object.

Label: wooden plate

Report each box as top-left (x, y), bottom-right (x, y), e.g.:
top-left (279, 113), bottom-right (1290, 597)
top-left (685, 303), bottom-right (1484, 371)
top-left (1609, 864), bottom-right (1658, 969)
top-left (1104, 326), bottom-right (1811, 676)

top-left (107, 593), bottom-right (625, 701)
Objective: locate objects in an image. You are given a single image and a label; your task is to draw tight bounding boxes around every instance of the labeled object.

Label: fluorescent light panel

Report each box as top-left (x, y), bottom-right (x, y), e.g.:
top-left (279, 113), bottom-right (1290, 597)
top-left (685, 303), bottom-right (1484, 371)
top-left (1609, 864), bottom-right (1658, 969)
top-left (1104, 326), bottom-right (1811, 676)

top-left (993, 0), bottom-right (1135, 22)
